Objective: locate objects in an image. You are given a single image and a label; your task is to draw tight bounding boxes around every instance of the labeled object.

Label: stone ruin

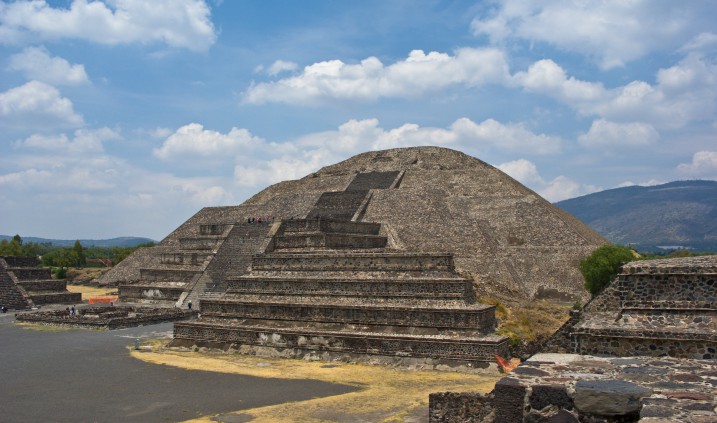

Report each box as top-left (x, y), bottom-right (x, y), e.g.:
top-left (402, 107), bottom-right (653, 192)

top-left (16, 305), bottom-right (194, 329)
top-left (430, 255), bottom-right (717, 422)
top-left (99, 146), bottom-right (606, 366)
top-left (0, 256), bottom-right (81, 309)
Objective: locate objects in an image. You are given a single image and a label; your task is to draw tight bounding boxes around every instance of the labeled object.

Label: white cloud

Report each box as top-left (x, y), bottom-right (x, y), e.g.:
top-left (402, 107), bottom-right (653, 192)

top-left (578, 119), bottom-right (659, 149)
top-left (515, 55), bottom-right (717, 130)
top-left (498, 158), bottom-right (599, 202)
top-left (617, 179), bottom-right (664, 188)
top-left (0, 0), bottom-right (216, 51)
top-left (153, 123), bottom-right (265, 160)
top-left (0, 81), bottom-right (83, 129)
top-left (15, 127), bottom-right (120, 154)
top-left (243, 48), bottom-right (510, 104)
top-left (8, 46), bottom-right (89, 85)
top-left (513, 59), bottom-right (605, 103)
top-left (267, 60), bottom-right (298, 76)
top-left (677, 151), bottom-right (717, 178)
top-left (471, 0), bottom-right (711, 69)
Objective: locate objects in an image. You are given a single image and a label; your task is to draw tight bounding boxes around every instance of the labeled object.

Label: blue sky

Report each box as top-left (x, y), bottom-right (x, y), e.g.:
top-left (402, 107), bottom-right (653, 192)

top-left (1, 0), bottom-right (716, 240)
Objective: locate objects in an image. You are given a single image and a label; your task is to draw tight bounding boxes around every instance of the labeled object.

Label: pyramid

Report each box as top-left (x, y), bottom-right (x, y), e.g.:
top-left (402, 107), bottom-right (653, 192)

top-left (100, 147), bottom-right (605, 365)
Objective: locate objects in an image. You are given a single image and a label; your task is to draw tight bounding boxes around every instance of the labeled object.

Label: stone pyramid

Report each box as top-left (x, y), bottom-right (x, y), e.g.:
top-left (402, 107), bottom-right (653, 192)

top-left (101, 146), bottom-right (604, 366)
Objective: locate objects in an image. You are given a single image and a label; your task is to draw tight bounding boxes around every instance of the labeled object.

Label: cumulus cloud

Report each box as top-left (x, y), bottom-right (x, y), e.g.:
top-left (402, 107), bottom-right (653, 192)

top-left (677, 151), bottom-right (717, 178)
top-left (514, 55), bottom-right (717, 130)
top-left (498, 159), bottom-right (599, 202)
top-left (8, 46), bottom-right (89, 85)
top-left (153, 123), bottom-right (265, 160)
top-left (15, 127), bottom-right (120, 154)
top-left (0, 81), bottom-right (83, 129)
top-left (578, 119), bottom-right (659, 149)
top-left (243, 48), bottom-right (510, 104)
top-left (471, 0), bottom-right (711, 69)
top-left (0, 0), bottom-right (216, 51)
top-left (267, 60), bottom-right (298, 76)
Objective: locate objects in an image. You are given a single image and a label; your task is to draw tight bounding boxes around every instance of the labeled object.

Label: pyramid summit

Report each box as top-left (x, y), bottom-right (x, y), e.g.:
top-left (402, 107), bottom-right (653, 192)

top-left (100, 146), bottom-right (605, 365)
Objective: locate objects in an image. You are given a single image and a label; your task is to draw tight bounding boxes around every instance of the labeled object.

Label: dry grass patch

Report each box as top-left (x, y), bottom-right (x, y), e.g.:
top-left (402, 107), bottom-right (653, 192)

top-left (66, 283), bottom-right (115, 300)
top-left (131, 347), bottom-right (501, 422)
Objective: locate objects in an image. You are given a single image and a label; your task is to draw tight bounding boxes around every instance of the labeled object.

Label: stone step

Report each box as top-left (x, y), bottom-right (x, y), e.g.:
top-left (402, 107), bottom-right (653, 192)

top-left (199, 298), bottom-right (496, 332)
top-left (572, 328), bottom-right (717, 359)
top-left (28, 291), bottom-right (82, 305)
top-left (17, 279), bottom-right (67, 291)
top-left (173, 319), bottom-right (507, 363)
top-left (227, 276), bottom-right (471, 298)
top-left (251, 252), bottom-right (455, 272)
top-left (274, 232), bottom-right (387, 250)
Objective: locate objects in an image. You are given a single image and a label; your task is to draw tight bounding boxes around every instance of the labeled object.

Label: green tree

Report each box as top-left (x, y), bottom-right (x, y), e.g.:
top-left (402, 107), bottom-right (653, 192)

top-left (70, 240), bottom-right (86, 267)
top-left (580, 244), bottom-right (635, 297)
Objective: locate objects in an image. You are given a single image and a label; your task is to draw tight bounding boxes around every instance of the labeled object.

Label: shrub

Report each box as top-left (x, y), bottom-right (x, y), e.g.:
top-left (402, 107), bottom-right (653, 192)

top-left (54, 267), bottom-right (67, 279)
top-left (580, 244), bottom-right (635, 297)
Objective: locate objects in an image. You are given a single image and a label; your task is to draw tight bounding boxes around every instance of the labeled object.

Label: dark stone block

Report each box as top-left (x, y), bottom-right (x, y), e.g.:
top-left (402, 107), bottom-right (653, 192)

top-left (513, 366), bottom-right (550, 376)
top-left (494, 378), bottom-right (526, 423)
top-left (530, 385), bottom-right (573, 411)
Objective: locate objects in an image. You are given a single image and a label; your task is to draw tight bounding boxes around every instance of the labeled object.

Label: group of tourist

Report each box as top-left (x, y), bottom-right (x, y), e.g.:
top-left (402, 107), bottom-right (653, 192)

top-left (246, 215), bottom-right (273, 225)
top-left (65, 305), bottom-right (77, 319)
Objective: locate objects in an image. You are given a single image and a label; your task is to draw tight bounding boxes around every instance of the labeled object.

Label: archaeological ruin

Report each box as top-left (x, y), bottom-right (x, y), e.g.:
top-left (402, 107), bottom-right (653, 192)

top-left (1, 256), bottom-right (81, 309)
top-left (431, 254), bottom-right (717, 422)
top-left (100, 146), bottom-right (606, 366)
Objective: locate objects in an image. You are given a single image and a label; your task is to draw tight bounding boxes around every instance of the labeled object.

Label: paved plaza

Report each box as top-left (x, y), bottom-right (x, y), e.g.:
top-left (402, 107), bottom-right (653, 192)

top-left (0, 313), bottom-right (354, 422)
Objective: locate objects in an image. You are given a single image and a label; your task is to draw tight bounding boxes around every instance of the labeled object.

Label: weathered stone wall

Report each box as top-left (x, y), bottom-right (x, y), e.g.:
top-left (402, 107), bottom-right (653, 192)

top-left (173, 323), bottom-right (508, 362)
top-left (227, 276), bottom-right (471, 300)
top-left (1, 256), bottom-right (38, 267)
top-left (251, 252), bottom-right (454, 272)
top-left (200, 300), bottom-right (496, 331)
top-left (17, 305), bottom-right (195, 329)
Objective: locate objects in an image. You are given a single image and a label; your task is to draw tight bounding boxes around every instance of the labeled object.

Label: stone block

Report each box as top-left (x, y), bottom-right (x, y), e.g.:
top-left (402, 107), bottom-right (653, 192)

top-left (494, 377), bottom-right (526, 423)
top-left (574, 379), bottom-right (652, 417)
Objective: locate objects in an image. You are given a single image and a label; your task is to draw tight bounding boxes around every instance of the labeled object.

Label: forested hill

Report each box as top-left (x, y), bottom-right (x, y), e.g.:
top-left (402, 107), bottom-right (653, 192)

top-left (555, 180), bottom-right (717, 252)
top-left (0, 236), bottom-right (155, 248)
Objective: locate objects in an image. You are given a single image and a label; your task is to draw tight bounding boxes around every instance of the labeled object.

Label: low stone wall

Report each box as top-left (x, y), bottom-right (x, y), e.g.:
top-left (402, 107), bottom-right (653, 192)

top-left (200, 300), bottom-right (496, 331)
top-left (572, 330), bottom-right (716, 359)
top-left (16, 305), bottom-right (196, 329)
top-left (173, 322), bottom-right (507, 362)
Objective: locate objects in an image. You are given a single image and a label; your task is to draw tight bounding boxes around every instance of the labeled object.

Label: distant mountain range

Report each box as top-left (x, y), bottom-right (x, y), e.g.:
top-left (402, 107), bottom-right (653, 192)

top-left (0, 236), bottom-right (156, 248)
top-left (556, 180), bottom-right (717, 252)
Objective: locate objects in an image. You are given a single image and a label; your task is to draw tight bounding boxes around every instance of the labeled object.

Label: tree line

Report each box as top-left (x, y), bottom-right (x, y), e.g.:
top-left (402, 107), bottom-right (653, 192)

top-left (0, 234), bottom-right (155, 268)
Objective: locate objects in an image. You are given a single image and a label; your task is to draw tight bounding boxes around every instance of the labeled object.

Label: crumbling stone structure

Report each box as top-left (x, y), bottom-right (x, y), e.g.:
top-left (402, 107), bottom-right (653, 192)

top-left (16, 305), bottom-right (194, 329)
top-left (431, 255), bottom-right (717, 421)
top-left (0, 256), bottom-right (80, 309)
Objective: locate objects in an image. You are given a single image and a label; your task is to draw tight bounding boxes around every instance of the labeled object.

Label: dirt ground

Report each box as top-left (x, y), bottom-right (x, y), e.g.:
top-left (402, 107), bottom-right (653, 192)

top-left (66, 283), bottom-right (116, 300)
top-left (132, 344), bottom-right (502, 422)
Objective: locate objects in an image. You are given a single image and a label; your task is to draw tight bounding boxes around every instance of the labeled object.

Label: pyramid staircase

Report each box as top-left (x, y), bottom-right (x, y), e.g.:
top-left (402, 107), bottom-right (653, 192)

top-left (118, 222), bottom-right (271, 307)
top-left (571, 256), bottom-right (717, 359)
top-left (0, 256), bottom-right (81, 309)
top-left (173, 170), bottom-right (508, 365)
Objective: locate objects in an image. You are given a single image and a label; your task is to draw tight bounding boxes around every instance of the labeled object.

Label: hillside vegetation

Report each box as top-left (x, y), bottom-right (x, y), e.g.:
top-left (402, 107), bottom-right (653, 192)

top-left (556, 180), bottom-right (717, 252)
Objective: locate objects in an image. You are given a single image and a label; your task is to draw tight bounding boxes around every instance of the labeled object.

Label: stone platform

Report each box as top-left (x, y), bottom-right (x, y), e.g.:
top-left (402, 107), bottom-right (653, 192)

top-left (1, 256), bottom-right (81, 309)
top-left (16, 304), bottom-right (196, 329)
